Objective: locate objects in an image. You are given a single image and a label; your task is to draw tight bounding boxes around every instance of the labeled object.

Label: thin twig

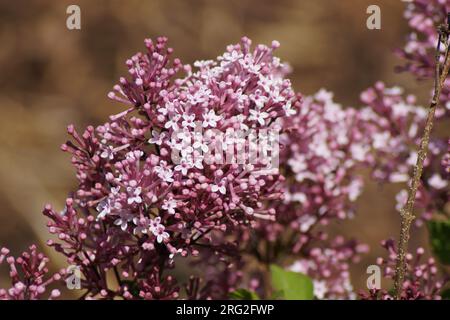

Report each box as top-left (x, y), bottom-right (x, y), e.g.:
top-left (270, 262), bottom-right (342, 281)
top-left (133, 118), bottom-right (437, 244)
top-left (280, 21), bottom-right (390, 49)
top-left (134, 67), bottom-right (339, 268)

top-left (113, 266), bottom-right (123, 287)
top-left (393, 22), bottom-right (450, 299)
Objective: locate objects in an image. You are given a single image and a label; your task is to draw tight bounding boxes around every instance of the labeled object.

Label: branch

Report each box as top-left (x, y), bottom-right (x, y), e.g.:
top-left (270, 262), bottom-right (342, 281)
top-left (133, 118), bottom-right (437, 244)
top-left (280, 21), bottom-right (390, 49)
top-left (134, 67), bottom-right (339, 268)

top-left (393, 18), bottom-right (450, 299)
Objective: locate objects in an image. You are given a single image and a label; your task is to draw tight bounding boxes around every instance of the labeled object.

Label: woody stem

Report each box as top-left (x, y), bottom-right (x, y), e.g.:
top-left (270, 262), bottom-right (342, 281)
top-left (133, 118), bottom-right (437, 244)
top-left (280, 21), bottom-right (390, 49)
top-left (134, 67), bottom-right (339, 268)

top-left (393, 29), bottom-right (450, 300)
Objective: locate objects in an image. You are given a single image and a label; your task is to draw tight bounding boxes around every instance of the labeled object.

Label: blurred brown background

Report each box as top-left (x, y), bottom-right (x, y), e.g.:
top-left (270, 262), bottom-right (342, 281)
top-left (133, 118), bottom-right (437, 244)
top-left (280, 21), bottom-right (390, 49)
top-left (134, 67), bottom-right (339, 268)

top-left (0, 0), bottom-right (440, 294)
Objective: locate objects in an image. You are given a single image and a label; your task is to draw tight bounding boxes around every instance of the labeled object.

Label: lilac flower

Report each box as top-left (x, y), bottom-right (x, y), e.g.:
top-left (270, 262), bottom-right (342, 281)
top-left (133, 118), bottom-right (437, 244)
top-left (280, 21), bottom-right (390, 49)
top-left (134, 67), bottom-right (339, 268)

top-left (114, 211), bottom-right (134, 231)
top-left (100, 145), bottom-right (115, 160)
top-left (126, 185), bottom-right (142, 205)
top-left (154, 160), bottom-right (174, 183)
top-left (161, 198), bottom-right (177, 214)
top-left (149, 130), bottom-right (166, 145)
top-left (211, 179), bottom-right (227, 195)
top-left (153, 225), bottom-right (170, 244)
top-left (202, 110), bottom-right (222, 128)
top-left (149, 216), bottom-right (162, 232)
top-left (96, 198), bottom-right (112, 219)
top-left (248, 108), bottom-right (269, 126)
top-left (174, 158), bottom-right (191, 175)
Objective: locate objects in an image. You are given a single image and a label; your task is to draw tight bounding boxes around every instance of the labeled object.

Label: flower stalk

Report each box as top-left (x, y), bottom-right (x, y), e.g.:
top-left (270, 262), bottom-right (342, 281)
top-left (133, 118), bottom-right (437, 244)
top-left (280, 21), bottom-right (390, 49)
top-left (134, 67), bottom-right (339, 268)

top-left (393, 16), bottom-right (450, 300)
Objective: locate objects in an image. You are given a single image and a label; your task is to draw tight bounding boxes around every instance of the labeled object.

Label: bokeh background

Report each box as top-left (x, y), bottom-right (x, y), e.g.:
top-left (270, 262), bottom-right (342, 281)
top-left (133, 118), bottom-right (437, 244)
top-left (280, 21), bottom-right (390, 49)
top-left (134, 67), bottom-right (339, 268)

top-left (0, 0), bottom-right (445, 296)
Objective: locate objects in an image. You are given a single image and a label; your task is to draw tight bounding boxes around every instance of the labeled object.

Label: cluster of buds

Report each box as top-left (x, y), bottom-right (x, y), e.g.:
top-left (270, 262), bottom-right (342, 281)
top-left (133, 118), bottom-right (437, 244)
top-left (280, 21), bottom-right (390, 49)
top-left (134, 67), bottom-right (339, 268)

top-left (359, 239), bottom-right (447, 300)
top-left (0, 246), bottom-right (63, 300)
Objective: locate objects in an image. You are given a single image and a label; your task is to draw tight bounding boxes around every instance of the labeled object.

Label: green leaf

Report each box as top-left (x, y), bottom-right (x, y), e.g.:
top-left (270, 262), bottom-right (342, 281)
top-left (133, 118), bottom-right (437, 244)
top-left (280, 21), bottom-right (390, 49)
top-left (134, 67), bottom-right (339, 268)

top-left (441, 288), bottom-right (450, 300)
top-left (428, 219), bottom-right (450, 265)
top-left (270, 264), bottom-right (314, 300)
top-left (270, 290), bottom-right (284, 300)
top-left (229, 289), bottom-right (260, 300)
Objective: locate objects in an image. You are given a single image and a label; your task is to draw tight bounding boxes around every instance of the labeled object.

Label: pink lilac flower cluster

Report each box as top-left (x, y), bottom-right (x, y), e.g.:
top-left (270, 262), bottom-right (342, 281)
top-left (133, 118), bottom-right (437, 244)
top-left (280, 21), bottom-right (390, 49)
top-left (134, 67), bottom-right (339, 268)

top-left (359, 82), bottom-right (449, 226)
top-left (396, 0), bottom-right (450, 115)
top-left (43, 36), bottom-right (301, 299)
top-left (279, 89), bottom-right (371, 238)
top-left (289, 237), bottom-right (368, 299)
top-left (0, 246), bottom-right (63, 300)
top-left (359, 239), bottom-right (448, 300)
top-left (223, 89), bottom-right (373, 299)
